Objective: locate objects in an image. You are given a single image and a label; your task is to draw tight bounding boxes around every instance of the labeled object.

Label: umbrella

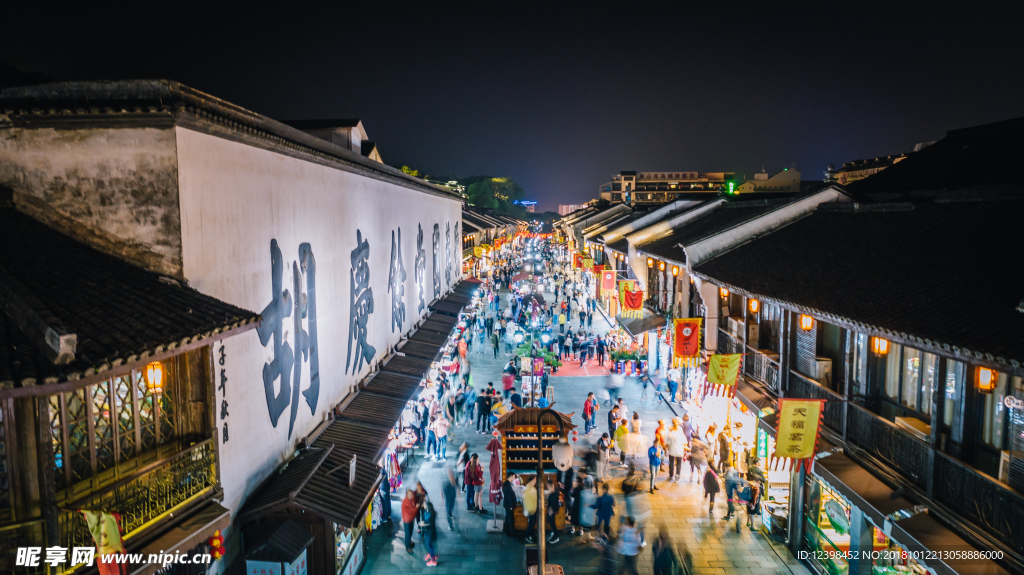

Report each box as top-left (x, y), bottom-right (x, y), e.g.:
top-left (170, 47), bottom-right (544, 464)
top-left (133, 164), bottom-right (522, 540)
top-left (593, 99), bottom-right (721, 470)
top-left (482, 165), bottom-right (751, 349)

top-left (487, 437), bottom-right (503, 505)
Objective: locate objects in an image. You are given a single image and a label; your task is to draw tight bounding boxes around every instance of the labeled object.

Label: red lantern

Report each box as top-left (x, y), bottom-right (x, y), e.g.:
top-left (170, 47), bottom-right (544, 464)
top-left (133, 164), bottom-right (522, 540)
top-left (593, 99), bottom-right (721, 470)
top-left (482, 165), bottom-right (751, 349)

top-left (208, 530), bottom-right (226, 560)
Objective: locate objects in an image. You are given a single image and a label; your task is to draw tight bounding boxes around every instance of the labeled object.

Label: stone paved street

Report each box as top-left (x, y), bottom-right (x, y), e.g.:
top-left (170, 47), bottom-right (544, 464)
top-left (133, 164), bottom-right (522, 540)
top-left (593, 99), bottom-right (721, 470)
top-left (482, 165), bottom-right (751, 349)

top-left (362, 284), bottom-right (811, 575)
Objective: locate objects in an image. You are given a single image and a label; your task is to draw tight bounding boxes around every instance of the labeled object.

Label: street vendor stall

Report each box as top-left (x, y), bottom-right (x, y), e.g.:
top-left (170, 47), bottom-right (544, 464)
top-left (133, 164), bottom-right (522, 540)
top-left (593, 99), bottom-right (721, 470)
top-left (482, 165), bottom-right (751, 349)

top-left (494, 407), bottom-right (576, 532)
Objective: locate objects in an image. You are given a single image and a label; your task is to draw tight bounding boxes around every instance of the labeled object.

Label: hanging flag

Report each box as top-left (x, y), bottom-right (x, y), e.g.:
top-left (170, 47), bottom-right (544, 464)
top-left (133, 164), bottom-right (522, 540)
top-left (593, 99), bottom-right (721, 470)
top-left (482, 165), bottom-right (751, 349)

top-left (582, 258), bottom-right (594, 269)
top-left (81, 510), bottom-right (126, 575)
top-left (573, 253), bottom-right (583, 269)
top-left (707, 353), bottom-right (742, 386)
top-left (474, 246), bottom-right (483, 258)
top-left (601, 270), bottom-right (616, 290)
top-left (672, 318), bottom-right (702, 367)
top-left (775, 398), bottom-right (826, 471)
top-left (618, 280), bottom-right (643, 318)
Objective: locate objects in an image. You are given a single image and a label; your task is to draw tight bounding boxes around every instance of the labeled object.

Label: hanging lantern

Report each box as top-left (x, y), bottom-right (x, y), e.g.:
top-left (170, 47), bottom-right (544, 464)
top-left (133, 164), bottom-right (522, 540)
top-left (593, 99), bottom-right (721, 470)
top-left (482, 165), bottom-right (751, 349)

top-left (145, 361), bottom-right (164, 395)
top-left (672, 266), bottom-right (679, 276)
top-left (659, 261), bottom-right (666, 271)
top-left (977, 367), bottom-right (998, 394)
top-left (552, 437), bottom-right (574, 470)
top-left (720, 287), bottom-right (729, 298)
top-left (647, 257), bottom-right (654, 268)
top-left (799, 315), bottom-right (814, 331)
top-left (871, 337), bottom-right (889, 356)
top-left (208, 530), bottom-right (225, 560)
top-left (749, 299), bottom-right (759, 314)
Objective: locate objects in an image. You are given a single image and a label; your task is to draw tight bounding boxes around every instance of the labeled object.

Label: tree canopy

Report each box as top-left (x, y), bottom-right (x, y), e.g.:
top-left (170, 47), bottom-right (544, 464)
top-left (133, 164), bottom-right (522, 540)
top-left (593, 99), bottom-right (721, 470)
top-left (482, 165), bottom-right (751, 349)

top-left (462, 176), bottom-right (527, 217)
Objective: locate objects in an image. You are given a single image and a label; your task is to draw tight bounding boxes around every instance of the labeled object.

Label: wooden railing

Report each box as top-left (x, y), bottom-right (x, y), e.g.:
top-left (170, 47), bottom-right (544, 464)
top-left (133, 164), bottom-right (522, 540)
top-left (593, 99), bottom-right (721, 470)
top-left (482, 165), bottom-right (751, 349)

top-left (744, 346), bottom-right (780, 392)
top-left (717, 328), bottom-right (743, 355)
top-left (786, 368), bottom-right (1024, 564)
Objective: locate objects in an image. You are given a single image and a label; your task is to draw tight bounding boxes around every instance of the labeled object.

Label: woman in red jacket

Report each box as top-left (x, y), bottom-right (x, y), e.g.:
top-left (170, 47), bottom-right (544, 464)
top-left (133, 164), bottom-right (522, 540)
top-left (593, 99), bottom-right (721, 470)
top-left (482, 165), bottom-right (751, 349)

top-left (464, 453), bottom-right (485, 512)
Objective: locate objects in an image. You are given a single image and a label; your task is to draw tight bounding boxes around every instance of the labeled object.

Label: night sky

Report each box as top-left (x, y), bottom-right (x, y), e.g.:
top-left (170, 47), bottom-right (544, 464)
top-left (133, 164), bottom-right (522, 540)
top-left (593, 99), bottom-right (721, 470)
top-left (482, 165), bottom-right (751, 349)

top-left (4, 3), bottom-right (1023, 212)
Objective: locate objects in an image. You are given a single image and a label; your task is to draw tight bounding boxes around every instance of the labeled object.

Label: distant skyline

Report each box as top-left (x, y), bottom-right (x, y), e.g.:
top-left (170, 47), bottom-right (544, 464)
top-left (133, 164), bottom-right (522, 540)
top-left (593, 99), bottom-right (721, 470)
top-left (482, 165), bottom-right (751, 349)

top-left (3, 3), bottom-right (1023, 212)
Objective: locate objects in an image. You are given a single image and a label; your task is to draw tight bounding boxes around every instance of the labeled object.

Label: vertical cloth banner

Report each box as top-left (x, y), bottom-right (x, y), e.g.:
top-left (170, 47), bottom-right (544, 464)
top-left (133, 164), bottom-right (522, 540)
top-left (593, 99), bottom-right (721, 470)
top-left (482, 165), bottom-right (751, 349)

top-left (601, 270), bottom-right (616, 290)
top-left (583, 258), bottom-right (594, 269)
top-left (81, 510), bottom-right (126, 575)
top-left (774, 398), bottom-right (826, 471)
top-left (573, 253), bottom-right (584, 269)
top-left (672, 318), bottom-right (702, 367)
top-left (618, 280), bottom-right (644, 318)
top-left (707, 354), bottom-right (742, 386)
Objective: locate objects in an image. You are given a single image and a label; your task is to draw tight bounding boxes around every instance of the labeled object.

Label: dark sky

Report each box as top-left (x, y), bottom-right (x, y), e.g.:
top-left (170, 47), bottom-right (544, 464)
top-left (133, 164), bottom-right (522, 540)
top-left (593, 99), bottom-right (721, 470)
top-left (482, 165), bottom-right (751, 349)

top-left (4, 3), bottom-right (1023, 212)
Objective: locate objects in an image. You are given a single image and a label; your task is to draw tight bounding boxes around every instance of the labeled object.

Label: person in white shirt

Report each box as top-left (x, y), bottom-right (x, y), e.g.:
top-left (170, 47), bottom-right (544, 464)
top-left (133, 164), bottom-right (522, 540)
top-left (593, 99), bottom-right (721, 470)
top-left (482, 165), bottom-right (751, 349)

top-left (665, 419), bottom-right (687, 482)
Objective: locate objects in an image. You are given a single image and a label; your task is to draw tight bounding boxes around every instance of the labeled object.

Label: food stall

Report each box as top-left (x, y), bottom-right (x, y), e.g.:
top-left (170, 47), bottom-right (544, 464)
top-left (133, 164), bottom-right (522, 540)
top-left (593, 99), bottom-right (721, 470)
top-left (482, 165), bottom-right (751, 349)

top-left (494, 408), bottom-right (577, 531)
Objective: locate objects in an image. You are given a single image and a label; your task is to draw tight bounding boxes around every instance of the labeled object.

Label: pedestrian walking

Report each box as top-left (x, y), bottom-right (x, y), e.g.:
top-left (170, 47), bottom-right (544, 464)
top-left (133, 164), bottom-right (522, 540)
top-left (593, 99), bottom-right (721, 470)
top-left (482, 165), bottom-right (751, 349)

top-left (501, 473), bottom-right (519, 538)
top-left (596, 433), bottom-right (611, 481)
top-left (665, 419), bottom-right (686, 482)
top-left (652, 528), bottom-right (686, 575)
top-left (597, 337), bottom-right (606, 366)
top-left (592, 482), bottom-right (616, 536)
top-left (583, 392), bottom-right (599, 435)
top-left (616, 517), bottom-right (641, 575)
top-left (703, 465), bottom-right (721, 516)
top-left (420, 501), bottom-right (439, 566)
top-left (492, 331), bottom-right (500, 358)
top-left (401, 489), bottom-right (418, 553)
top-left (476, 390), bottom-right (493, 433)
top-left (442, 466), bottom-right (457, 531)
top-left (624, 487), bottom-right (651, 548)
top-left (465, 454), bottom-right (484, 511)
top-left (647, 440), bottom-right (663, 493)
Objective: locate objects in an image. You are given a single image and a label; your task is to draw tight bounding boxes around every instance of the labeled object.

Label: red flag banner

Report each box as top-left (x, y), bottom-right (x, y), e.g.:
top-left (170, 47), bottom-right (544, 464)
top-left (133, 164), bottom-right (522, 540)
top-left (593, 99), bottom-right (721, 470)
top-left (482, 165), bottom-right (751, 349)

top-left (601, 270), bottom-right (615, 290)
top-left (672, 318), bottom-right (702, 367)
top-left (573, 253), bottom-right (583, 269)
top-left (619, 280), bottom-right (643, 318)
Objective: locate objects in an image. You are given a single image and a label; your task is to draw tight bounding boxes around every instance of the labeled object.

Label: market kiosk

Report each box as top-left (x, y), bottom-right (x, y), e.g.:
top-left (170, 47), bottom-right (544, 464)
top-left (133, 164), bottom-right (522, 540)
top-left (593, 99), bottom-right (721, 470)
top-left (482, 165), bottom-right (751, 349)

top-left (493, 408), bottom-right (576, 531)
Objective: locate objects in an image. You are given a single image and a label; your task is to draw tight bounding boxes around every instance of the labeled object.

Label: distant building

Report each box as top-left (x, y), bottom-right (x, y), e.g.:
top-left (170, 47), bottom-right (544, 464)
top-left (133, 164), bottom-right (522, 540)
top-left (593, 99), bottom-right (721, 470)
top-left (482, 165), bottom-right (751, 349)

top-left (599, 170), bottom-right (735, 205)
top-left (283, 118), bottom-right (384, 163)
top-left (559, 203), bottom-right (586, 216)
top-left (734, 168), bottom-right (801, 193)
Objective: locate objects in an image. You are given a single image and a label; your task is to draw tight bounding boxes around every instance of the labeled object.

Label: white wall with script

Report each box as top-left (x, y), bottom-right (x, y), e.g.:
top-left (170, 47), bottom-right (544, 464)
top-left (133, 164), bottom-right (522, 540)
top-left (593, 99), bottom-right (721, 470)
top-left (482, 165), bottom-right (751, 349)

top-left (175, 127), bottom-right (462, 515)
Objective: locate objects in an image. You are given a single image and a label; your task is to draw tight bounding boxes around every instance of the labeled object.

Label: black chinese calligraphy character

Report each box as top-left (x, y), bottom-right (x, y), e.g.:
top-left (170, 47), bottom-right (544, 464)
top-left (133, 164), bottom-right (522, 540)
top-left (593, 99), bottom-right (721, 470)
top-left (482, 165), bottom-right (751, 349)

top-left (298, 244), bottom-right (320, 415)
top-left (223, 422), bottom-right (229, 443)
top-left (794, 408), bottom-right (808, 416)
top-left (221, 399), bottom-right (230, 419)
top-left (787, 444), bottom-right (801, 454)
top-left (389, 228), bottom-right (407, 332)
top-left (257, 239), bottom-right (294, 428)
top-left (432, 223), bottom-right (441, 299)
top-left (416, 224), bottom-right (426, 313)
top-left (789, 432), bottom-right (804, 442)
top-left (791, 420), bottom-right (805, 429)
top-left (445, 222), bottom-right (452, 287)
top-left (347, 230), bottom-right (376, 374)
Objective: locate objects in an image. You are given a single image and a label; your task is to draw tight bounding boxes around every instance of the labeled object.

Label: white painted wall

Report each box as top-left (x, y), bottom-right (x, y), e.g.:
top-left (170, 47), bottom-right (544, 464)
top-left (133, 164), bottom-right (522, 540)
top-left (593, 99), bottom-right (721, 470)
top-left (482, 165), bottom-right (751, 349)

top-left (174, 127), bottom-right (462, 516)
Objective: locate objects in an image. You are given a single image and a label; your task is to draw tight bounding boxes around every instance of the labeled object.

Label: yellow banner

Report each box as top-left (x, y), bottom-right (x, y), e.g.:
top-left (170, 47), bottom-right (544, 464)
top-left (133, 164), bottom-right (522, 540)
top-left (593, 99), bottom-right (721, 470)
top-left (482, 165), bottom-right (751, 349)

top-left (474, 247), bottom-right (483, 258)
top-left (775, 399), bottom-right (825, 460)
top-left (707, 353), bottom-right (742, 386)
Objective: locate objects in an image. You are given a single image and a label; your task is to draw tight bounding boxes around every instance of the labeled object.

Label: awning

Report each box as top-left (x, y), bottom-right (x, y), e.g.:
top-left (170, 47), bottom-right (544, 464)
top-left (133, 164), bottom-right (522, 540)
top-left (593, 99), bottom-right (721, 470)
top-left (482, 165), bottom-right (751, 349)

top-left (736, 379), bottom-right (775, 415)
top-left (245, 520), bottom-right (314, 564)
top-left (409, 329), bottom-right (449, 346)
top-left (419, 319), bottom-right (456, 334)
top-left (813, 452), bottom-right (915, 526)
top-left (239, 444), bottom-right (382, 528)
top-left (397, 340), bottom-right (443, 361)
top-left (428, 299), bottom-right (464, 316)
top-left (338, 390), bottom-right (411, 430)
top-left (616, 313), bottom-right (667, 337)
top-left (361, 371), bottom-right (422, 399)
top-left (382, 354), bottom-right (434, 378)
top-left (511, 272), bottom-right (540, 282)
top-left (889, 513), bottom-right (1010, 575)
top-left (426, 312), bottom-right (459, 327)
top-left (759, 410), bottom-right (778, 436)
top-left (128, 501), bottom-right (230, 575)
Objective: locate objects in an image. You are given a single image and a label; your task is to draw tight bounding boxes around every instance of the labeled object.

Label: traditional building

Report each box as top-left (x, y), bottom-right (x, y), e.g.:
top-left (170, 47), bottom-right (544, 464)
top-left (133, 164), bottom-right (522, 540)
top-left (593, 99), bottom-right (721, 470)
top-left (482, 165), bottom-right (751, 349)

top-left (598, 170), bottom-right (735, 205)
top-left (0, 80), bottom-right (464, 574)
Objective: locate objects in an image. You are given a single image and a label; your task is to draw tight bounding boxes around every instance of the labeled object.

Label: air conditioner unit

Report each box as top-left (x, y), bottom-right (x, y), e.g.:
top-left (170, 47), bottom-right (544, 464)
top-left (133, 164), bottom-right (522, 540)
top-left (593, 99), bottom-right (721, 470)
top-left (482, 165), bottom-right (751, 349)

top-left (727, 317), bottom-right (744, 336)
top-left (747, 323), bottom-right (759, 346)
top-left (810, 357), bottom-right (832, 384)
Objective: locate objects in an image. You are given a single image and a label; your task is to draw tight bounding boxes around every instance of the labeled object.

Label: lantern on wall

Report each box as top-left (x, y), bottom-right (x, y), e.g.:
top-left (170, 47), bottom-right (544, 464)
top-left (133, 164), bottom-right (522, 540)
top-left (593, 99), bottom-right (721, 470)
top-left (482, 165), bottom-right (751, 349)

top-left (647, 257), bottom-right (654, 268)
top-left (145, 361), bottom-right (164, 395)
top-left (976, 367), bottom-right (998, 394)
top-left (672, 266), bottom-right (679, 276)
top-left (749, 299), bottom-right (759, 314)
top-left (799, 315), bottom-right (814, 331)
top-left (659, 261), bottom-right (666, 271)
top-left (871, 337), bottom-right (889, 356)
top-left (719, 287), bottom-right (729, 298)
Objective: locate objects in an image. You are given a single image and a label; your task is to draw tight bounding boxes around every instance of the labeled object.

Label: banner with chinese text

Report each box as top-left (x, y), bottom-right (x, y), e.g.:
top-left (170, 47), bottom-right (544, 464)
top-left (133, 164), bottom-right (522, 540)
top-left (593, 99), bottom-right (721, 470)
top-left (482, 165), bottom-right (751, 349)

top-left (473, 247), bottom-right (483, 258)
top-left (707, 353), bottom-right (742, 386)
top-left (602, 270), bottom-right (616, 290)
top-left (672, 318), bottom-right (702, 367)
top-left (775, 398), bottom-right (826, 470)
top-left (573, 253), bottom-right (583, 269)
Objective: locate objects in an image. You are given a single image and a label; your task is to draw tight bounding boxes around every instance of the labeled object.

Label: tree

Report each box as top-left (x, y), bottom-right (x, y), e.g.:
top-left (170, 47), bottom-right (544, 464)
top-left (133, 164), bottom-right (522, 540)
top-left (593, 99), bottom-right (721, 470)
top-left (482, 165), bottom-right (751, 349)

top-left (462, 176), bottom-right (527, 216)
top-left (466, 181), bottom-right (497, 209)
top-left (400, 165), bottom-right (421, 177)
